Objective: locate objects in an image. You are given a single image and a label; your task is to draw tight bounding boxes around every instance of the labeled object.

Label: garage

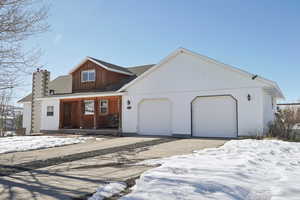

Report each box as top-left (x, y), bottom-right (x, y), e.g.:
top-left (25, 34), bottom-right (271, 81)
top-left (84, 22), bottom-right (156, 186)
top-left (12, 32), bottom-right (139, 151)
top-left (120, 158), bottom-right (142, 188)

top-left (192, 95), bottom-right (237, 138)
top-left (138, 99), bottom-right (171, 135)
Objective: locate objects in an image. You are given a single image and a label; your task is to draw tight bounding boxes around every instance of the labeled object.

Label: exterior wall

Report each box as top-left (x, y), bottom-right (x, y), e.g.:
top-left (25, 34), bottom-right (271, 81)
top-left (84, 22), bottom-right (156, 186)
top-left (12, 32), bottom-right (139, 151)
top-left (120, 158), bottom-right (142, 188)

top-left (122, 88), bottom-right (264, 136)
top-left (262, 90), bottom-right (276, 133)
top-left (122, 52), bottom-right (271, 137)
top-left (22, 102), bottom-right (32, 135)
top-left (71, 60), bottom-right (130, 92)
top-left (59, 96), bottom-right (121, 129)
top-left (40, 99), bottom-right (60, 130)
top-left (39, 96), bottom-right (121, 130)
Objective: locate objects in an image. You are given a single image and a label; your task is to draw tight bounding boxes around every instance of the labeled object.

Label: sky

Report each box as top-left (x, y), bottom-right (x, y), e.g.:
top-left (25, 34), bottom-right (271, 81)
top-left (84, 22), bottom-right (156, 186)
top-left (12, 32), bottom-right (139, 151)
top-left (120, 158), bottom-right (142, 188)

top-left (16, 0), bottom-right (300, 103)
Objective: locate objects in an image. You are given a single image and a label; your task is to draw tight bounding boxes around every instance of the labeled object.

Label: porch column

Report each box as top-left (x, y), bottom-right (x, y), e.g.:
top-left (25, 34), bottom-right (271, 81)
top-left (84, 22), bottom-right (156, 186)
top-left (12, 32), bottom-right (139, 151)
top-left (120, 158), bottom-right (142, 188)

top-left (93, 99), bottom-right (97, 129)
top-left (78, 100), bottom-right (83, 129)
top-left (118, 96), bottom-right (122, 134)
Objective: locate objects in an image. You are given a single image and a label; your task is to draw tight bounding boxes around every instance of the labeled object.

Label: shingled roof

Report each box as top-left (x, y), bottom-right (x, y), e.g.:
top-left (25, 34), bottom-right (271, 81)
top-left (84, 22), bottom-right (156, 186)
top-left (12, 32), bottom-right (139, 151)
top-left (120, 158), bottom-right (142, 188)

top-left (127, 64), bottom-right (155, 76)
top-left (18, 63), bottom-right (154, 103)
top-left (18, 75), bottom-right (72, 103)
top-left (87, 57), bottom-right (134, 75)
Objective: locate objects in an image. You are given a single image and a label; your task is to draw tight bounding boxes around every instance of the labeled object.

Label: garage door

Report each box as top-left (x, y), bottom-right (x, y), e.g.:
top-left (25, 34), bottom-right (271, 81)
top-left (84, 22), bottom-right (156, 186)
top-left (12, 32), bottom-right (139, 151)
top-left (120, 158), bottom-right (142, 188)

top-left (192, 96), bottom-right (237, 137)
top-left (138, 99), bottom-right (171, 135)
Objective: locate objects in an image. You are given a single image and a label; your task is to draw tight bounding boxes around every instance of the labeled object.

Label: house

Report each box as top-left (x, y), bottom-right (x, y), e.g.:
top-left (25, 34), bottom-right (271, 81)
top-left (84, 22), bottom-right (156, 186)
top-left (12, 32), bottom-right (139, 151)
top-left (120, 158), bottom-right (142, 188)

top-left (277, 103), bottom-right (300, 110)
top-left (0, 105), bottom-right (23, 131)
top-left (18, 48), bottom-right (284, 137)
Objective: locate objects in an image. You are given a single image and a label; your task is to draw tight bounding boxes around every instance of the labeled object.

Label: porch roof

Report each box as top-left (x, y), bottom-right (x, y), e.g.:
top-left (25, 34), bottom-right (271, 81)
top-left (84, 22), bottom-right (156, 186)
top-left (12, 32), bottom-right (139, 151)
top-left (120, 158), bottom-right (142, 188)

top-left (37, 91), bottom-right (124, 100)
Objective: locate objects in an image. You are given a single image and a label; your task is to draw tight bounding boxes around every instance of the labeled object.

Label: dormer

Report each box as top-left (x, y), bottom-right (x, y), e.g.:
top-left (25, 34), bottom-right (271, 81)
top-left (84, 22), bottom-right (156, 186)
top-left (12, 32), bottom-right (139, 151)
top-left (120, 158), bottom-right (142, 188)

top-left (69, 57), bottom-right (134, 93)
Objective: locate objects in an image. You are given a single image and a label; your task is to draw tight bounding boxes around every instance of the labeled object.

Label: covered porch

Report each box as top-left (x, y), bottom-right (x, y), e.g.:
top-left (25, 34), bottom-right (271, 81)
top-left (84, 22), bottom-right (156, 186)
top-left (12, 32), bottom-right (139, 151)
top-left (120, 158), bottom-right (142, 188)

top-left (59, 96), bottom-right (122, 130)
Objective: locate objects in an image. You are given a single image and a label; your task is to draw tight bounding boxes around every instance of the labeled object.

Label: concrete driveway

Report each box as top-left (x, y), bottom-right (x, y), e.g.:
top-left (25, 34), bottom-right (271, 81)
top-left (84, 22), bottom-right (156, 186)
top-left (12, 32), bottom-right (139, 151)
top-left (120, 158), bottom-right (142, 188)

top-left (0, 136), bottom-right (227, 200)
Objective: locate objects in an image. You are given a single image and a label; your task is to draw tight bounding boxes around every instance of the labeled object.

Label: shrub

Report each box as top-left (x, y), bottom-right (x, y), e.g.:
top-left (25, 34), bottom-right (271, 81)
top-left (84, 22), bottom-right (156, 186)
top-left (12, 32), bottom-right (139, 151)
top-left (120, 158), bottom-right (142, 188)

top-left (268, 106), bottom-right (300, 141)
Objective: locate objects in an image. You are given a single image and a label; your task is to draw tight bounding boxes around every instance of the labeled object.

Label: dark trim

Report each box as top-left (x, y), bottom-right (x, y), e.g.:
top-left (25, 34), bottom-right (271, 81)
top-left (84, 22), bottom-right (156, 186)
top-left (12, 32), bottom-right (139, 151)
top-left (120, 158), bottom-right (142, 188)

top-left (190, 95), bottom-right (238, 138)
top-left (251, 75), bottom-right (258, 80)
top-left (277, 103), bottom-right (300, 106)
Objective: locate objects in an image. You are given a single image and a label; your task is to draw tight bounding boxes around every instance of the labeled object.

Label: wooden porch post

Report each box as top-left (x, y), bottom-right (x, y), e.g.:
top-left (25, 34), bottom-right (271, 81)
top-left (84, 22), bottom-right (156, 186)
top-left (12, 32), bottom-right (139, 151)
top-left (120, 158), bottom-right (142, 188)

top-left (93, 99), bottom-right (97, 129)
top-left (118, 96), bottom-right (122, 135)
top-left (78, 100), bottom-right (83, 129)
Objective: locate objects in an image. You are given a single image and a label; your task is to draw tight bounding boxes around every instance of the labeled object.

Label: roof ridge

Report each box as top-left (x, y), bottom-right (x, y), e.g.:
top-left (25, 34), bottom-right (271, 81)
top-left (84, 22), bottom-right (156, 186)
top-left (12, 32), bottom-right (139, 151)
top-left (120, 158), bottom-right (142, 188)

top-left (87, 56), bottom-right (133, 75)
top-left (87, 56), bottom-right (123, 67)
top-left (127, 64), bottom-right (155, 69)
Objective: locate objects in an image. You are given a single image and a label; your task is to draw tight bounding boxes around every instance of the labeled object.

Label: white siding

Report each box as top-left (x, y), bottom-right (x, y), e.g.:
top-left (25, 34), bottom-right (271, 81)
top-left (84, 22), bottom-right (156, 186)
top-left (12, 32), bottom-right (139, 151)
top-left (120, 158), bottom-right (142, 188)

top-left (40, 99), bottom-right (60, 130)
top-left (22, 102), bottom-right (31, 135)
top-left (123, 88), bottom-right (264, 136)
top-left (262, 90), bottom-right (276, 134)
top-left (122, 52), bottom-right (268, 137)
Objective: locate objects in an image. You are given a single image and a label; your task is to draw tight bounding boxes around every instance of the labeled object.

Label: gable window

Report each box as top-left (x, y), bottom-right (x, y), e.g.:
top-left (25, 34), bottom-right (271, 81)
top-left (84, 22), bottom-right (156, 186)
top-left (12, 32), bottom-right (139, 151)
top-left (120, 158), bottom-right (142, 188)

top-left (84, 100), bottom-right (94, 115)
top-left (99, 99), bottom-right (109, 115)
top-left (47, 106), bottom-right (54, 116)
top-left (81, 70), bottom-right (95, 82)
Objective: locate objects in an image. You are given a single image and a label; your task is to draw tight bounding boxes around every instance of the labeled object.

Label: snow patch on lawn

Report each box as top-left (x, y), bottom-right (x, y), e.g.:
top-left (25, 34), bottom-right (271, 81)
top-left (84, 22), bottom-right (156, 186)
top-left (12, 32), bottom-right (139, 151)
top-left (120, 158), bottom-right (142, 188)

top-left (122, 139), bottom-right (300, 200)
top-left (88, 182), bottom-right (127, 200)
top-left (0, 136), bottom-right (91, 154)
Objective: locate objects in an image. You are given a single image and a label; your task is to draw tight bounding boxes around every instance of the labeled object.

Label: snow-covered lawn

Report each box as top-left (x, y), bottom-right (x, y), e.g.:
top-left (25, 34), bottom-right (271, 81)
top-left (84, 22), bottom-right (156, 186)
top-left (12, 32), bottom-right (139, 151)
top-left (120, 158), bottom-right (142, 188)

top-left (88, 182), bottom-right (127, 200)
top-left (120, 139), bottom-right (300, 200)
top-left (0, 136), bottom-right (90, 154)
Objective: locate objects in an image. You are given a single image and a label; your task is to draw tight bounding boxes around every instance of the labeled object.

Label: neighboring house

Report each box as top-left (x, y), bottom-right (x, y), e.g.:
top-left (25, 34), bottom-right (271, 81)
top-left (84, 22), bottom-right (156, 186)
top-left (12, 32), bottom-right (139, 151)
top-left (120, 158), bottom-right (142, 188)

top-left (18, 48), bottom-right (284, 137)
top-left (0, 105), bottom-right (23, 132)
top-left (277, 103), bottom-right (300, 110)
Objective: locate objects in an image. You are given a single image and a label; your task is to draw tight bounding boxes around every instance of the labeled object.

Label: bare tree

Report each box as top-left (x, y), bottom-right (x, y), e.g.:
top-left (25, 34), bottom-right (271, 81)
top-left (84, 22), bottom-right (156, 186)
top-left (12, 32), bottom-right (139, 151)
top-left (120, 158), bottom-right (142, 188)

top-left (0, 0), bottom-right (49, 90)
top-left (0, 89), bottom-right (12, 136)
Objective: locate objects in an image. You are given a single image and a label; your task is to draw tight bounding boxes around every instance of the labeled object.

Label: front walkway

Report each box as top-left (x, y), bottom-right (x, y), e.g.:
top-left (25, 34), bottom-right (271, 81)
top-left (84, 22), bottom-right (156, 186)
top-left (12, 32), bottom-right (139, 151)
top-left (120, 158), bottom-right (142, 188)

top-left (0, 136), bottom-right (226, 200)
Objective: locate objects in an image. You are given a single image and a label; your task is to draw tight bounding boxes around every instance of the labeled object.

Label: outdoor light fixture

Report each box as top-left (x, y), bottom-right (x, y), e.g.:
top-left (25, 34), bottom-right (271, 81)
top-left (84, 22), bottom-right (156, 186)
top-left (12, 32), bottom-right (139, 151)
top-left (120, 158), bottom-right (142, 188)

top-left (252, 74), bottom-right (258, 80)
top-left (247, 94), bottom-right (251, 101)
top-left (127, 99), bottom-right (132, 109)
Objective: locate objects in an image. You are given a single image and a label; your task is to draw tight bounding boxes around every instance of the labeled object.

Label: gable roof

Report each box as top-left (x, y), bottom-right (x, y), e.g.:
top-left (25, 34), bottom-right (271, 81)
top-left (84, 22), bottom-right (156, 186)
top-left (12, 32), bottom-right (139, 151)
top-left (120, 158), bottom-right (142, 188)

top-left (69, 57), bottom-right (134, 76)
top-left (118, 48), bottom-right (284, 99)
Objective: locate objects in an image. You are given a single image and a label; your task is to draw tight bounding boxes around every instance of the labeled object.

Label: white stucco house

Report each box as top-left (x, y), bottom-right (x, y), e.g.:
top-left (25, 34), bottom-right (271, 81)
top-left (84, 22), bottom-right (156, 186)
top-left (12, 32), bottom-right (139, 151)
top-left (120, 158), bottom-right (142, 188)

top-left (18, 48), bottom-right (284, 138)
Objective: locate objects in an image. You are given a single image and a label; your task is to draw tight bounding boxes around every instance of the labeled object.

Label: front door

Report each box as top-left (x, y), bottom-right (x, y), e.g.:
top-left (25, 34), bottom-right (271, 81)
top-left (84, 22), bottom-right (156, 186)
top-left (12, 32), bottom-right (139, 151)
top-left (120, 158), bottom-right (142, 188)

top-left (63, 103), bottom-right (72, 128)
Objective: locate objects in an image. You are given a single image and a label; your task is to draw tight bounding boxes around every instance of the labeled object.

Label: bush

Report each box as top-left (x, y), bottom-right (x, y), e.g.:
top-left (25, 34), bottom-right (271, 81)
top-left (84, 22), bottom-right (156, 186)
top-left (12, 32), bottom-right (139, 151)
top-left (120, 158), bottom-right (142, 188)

top-left (268, 107), bottom-right (300, 141)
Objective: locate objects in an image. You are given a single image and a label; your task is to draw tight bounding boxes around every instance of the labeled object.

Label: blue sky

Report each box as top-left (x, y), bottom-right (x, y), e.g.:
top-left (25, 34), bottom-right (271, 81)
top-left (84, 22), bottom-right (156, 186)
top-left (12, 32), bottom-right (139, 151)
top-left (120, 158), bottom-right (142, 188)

top-left (17, 0), bottom-right (300, 103)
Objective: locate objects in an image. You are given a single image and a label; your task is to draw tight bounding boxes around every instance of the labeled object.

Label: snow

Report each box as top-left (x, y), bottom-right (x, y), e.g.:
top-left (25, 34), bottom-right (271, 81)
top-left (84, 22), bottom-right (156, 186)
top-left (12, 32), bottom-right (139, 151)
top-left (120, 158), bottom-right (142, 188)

top-left (121, 139), bottom-right (300, 200)
top-left (88, 182), bottom-right (127, 200)
top-left (0, 136), bottom-right (91, 154)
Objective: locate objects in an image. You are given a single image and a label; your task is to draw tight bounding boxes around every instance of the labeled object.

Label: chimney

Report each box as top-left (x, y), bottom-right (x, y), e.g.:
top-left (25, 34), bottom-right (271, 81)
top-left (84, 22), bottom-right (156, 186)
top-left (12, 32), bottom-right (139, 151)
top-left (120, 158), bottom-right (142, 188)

top-left (30, 68), bottom-right (50, 134)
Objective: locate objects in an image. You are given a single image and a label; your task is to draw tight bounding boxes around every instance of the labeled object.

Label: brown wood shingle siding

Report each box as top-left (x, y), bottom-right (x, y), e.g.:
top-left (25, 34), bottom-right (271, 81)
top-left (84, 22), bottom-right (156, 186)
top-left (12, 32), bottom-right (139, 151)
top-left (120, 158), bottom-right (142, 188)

top-left (71, 60), bottom-right (130, 92)
top-left (59, 96), bottom-right (121, 129)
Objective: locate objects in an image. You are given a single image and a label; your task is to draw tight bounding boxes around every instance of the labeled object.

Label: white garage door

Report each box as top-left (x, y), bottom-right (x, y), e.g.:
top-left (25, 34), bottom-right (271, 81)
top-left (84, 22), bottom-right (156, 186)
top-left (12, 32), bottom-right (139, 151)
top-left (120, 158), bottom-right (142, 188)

top-left (138, 99), bottom-right (171, 135)
top-left (192, 96), bottom-right (237, 138)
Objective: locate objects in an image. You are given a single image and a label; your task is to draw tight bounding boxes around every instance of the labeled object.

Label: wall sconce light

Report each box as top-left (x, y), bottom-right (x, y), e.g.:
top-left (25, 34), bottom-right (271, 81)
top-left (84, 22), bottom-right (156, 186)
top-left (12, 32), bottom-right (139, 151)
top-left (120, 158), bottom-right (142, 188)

top-left (127, 99), bottom-right (132, 109)
top-left (247, 94), bottom-right (251, 101)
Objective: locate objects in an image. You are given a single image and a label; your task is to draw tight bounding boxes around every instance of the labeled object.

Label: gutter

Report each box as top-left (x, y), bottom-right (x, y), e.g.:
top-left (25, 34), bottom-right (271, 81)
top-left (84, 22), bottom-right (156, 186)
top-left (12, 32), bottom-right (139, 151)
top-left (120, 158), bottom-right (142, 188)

top-left (36, 92), bottom-right (125, 100)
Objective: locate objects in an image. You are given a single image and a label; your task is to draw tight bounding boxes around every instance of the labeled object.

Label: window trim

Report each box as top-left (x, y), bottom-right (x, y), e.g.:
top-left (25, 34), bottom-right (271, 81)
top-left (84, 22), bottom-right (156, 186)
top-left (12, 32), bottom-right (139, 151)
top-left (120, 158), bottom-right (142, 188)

top-left (81, 69), bottom-right (95, 82)
top-left (46, 106), bottom-right (54, 117)
top-left (99, 99), bottom-right (109, 115)
top-left (84, 100), bottom-right (95, 115)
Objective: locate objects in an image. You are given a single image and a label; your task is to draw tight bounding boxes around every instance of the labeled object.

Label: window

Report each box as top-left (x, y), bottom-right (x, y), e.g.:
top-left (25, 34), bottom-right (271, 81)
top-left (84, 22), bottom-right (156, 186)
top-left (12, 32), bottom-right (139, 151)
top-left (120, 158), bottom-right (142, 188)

top-left (81, 70), bottom-right (95, 82)
top-left (47, 106), bottom-right (54, 116)
top-left (84, 100), bottom-right (94, 115)
top-left (99, 99), bottom-right (108, 115)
